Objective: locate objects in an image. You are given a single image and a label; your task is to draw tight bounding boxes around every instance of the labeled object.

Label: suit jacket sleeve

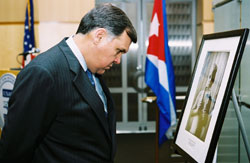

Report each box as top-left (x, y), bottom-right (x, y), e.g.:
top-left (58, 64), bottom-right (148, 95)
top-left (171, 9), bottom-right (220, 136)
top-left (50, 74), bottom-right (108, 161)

top-left (0, 65), bottom-right (55, 162)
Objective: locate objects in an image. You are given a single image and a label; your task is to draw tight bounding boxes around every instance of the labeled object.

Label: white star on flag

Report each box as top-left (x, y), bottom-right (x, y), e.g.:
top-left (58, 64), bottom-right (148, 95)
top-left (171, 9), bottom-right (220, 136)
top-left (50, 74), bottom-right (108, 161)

top-left (149, 13), bottom-right (160, 37)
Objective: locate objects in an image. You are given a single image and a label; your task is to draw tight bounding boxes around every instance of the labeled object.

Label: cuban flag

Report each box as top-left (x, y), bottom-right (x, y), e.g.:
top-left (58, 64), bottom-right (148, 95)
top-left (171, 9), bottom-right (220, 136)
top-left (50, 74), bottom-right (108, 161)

top-left (23, 0), bottom-right (36, 67)
top-left (145, 0), bottom-right (176, 145)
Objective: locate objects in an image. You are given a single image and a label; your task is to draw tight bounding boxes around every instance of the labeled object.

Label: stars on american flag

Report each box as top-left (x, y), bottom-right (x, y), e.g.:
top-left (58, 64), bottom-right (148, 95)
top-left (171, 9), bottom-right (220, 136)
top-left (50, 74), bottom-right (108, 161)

top-left (23, 0), bottom-right (36, 67)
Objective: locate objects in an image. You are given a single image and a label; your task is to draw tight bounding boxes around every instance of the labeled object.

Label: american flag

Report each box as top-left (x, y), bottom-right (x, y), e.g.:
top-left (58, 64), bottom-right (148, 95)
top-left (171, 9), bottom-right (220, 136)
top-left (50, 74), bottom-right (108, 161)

top-left (23, 0), bottom-right (36, 67)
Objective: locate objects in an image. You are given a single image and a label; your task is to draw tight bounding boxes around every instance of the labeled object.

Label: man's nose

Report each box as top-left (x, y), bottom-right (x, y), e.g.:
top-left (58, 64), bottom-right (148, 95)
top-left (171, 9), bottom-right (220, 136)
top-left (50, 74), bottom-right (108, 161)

top-left (114, 55), bottom-right (122, 64)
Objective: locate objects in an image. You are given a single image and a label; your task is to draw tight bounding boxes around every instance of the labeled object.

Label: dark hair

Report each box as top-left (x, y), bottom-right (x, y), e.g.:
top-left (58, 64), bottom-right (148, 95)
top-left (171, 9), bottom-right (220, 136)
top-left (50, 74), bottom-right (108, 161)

top-left (76, 3), bottom-right (137, 43)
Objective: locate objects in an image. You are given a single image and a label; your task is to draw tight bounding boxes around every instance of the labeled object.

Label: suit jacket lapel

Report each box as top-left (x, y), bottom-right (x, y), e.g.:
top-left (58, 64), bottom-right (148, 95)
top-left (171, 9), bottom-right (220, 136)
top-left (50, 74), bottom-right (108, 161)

top-left (58, 39), bottom-right (111, 140)
top-left (73, 71), bottom-right (111, 139)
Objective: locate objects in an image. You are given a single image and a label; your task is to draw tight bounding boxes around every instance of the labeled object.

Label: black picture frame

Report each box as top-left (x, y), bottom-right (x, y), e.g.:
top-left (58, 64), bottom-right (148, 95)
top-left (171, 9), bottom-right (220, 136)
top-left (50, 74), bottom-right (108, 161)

top-left (173, 28), bottom-right (249, 163)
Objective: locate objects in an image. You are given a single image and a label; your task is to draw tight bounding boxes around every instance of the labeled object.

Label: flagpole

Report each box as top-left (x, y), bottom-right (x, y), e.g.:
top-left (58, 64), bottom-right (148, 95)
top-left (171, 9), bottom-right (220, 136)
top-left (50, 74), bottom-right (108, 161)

top-left (155, 107), bottom-right (159, 163)
top-left (141, 96), bottom-right (159, 163)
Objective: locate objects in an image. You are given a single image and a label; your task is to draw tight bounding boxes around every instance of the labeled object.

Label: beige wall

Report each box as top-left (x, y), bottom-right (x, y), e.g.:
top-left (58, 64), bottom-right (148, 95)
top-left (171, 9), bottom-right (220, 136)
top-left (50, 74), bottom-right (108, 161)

top-left (0, 0), bottom-right (95, 69)
top-left (196, 0), bottom-right (214, 53)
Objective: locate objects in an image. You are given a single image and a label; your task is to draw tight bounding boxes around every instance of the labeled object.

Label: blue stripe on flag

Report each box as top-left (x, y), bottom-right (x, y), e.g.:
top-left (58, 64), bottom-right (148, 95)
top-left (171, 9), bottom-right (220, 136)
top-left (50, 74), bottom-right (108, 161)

top-left (145, 58), bottom-right (172, 145)
top-left (162, 0), bottom-right (176, 108)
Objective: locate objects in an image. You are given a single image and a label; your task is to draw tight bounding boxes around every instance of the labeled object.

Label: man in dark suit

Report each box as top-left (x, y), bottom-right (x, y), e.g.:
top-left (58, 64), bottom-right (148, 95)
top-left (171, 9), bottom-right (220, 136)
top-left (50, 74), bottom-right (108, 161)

top-left (0, 3), bottom-right (137, 163)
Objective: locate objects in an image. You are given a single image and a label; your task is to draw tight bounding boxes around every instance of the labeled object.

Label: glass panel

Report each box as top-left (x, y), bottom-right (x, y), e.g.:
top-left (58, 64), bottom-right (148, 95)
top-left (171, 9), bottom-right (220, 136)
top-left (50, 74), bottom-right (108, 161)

top-left (167, 2), bottom-right (192, 86)
top-left (128, 93), bottom-right (138, 121)
top-left (240, 107), bottom-right (250, 163)
top-left (147, 93), bottom-right (157, 121)
top-left (240, 1), bottom-right (250, 161)
top-left (127, 49), bottom-right (138, 88)
top-left (217, 103), bottom-right (239, 162)
top-left (103, 64), bottom-right (122, 87)
top-left (111, 93), bottom-right (122, 122)
top-left (126, 2), bottom-right (139, 88)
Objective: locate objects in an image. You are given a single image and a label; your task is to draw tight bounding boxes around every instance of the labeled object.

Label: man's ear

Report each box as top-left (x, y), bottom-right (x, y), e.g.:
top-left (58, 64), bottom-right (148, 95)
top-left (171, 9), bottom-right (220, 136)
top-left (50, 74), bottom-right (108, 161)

top-left (93, 28), bottom-right (107, 44)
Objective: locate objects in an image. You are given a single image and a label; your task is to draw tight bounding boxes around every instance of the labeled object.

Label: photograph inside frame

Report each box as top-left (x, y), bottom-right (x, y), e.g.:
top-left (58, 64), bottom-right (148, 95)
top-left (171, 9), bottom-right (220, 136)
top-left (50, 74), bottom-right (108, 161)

top-left (185, 51), bottom-right (229, 142)
top-left (173, 28), bottom-right (249, 163)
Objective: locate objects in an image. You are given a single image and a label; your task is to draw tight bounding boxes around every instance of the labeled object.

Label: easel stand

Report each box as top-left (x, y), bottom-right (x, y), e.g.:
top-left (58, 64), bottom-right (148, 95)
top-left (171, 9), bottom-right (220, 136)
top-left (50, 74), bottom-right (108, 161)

top-left (232, 89), bottom-right (250, 161)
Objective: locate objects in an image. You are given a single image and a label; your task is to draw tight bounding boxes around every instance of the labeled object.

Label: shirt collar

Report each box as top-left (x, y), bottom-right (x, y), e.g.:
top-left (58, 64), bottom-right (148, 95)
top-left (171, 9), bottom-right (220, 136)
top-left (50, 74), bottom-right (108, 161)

top-left (66, 35), bottom-right (87, 72)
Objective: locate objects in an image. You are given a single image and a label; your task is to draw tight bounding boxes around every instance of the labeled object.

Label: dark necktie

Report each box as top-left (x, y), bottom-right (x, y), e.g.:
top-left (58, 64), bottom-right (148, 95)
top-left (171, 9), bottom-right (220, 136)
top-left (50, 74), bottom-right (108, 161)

top-left (86, 69), bottom-right (108, 117)
top-left (86, 69), bottom-right (95, 86)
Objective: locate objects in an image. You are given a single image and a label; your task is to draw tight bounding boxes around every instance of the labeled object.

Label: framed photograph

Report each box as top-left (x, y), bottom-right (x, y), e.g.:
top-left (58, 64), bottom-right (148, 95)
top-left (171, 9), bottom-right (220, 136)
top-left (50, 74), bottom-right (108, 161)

top-left (173, 28), bottom-right (249, 163)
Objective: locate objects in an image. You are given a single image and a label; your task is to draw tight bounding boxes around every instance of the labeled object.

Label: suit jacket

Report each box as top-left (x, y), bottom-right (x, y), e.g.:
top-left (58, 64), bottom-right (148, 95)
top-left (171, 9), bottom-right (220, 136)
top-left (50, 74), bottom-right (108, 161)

top-left (0, 39), bottom-right (116, 163)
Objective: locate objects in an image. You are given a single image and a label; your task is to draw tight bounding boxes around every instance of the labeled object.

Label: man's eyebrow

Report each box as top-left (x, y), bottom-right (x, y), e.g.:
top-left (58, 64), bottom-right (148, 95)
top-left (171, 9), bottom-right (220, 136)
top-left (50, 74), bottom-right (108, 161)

top-left (117, 48), bottom-right (127, 53)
